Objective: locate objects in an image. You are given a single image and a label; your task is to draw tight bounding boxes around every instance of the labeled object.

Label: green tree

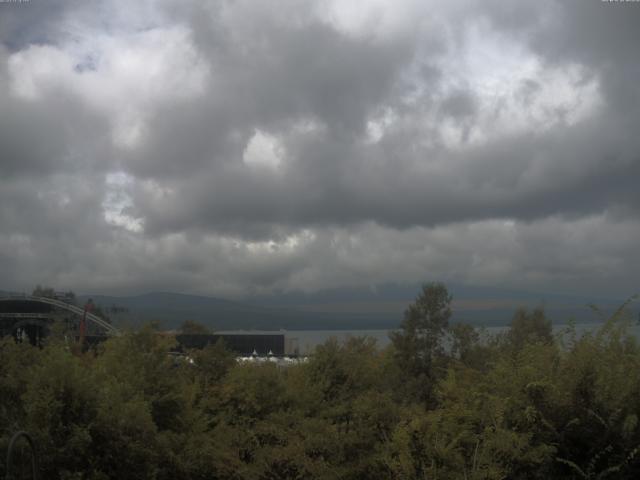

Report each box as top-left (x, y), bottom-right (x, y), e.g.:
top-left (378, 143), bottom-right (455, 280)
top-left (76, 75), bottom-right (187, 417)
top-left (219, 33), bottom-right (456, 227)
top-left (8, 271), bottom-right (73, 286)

top-left (390, 282), bottom-right (452, 405)
top-left (179, 320), bottom-right (211, 335)
top-left (507, 307), bottom-right (553, 350)
top-left (192, 338), bottom-right (236, 388)
top-left (450, 322), bottom-right (491, 369)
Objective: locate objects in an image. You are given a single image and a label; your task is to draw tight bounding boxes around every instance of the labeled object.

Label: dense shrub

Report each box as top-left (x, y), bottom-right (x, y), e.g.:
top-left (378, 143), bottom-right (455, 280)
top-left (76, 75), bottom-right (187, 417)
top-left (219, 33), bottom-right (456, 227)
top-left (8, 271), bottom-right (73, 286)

top-left (1, 288), bottom-right (639, 479)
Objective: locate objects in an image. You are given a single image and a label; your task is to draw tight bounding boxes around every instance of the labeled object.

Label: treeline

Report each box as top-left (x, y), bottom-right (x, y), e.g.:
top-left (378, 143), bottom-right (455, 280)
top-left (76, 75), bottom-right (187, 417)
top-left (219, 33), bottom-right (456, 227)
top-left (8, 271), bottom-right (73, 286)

top-left (1, 283), bottom-right (640, 479)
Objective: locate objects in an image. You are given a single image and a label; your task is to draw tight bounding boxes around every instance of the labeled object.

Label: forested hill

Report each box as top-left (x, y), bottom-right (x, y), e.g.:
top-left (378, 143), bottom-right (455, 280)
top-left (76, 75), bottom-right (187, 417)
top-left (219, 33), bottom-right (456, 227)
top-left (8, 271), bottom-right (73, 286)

top-left (75, 285), bottom-right (637, 330)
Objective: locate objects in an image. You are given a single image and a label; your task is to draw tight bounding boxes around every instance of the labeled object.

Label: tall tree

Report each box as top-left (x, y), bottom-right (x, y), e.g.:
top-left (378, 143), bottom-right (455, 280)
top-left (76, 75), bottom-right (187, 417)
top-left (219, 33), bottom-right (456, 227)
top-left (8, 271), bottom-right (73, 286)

top-left (179, 320), bottom-right (211, 335)
top-left (507, 307), bottom-right (552, 350)
top-left (390, 282), bottom-right (452, 405)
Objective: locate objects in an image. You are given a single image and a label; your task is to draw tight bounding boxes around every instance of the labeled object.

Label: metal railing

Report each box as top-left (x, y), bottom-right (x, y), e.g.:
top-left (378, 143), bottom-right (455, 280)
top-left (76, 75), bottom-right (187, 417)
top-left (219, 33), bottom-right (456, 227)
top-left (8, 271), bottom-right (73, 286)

top-left (0, 295), bottom-right (119, 336)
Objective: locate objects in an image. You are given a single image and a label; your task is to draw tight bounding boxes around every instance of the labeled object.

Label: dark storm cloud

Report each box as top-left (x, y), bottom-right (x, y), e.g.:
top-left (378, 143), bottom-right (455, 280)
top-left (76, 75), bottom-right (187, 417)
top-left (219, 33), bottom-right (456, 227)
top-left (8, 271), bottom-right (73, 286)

top-left (0, 0), bottom-right (80, 50)
top-left (0, 87), bottom-right (113, 178)
top-left (123, 9), bottom-right (416, 179)
top-left (439, 91), bottom-right (477, 119)
top-left (119, 0), bottom-right (640, 237)
top-left (137, 106), bottom-right (640, 235)
top-left (480, 0), bottom-right (640, 116)
top-left (0, 0), bottom-right (639, 297)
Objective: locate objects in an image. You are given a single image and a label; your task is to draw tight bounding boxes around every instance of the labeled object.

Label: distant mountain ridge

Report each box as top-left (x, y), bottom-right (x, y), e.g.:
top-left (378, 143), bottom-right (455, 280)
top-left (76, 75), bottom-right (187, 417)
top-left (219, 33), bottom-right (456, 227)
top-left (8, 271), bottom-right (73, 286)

top-left (78, 291), bottom-right (395, 331)
top-left (73, 284), bottom-right (638, 331)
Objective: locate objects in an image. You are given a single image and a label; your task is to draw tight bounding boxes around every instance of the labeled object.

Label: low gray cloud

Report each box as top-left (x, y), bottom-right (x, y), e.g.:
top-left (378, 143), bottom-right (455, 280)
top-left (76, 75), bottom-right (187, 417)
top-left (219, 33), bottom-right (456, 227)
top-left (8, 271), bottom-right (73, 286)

top-left (0, 0), bottom-right (638, 299)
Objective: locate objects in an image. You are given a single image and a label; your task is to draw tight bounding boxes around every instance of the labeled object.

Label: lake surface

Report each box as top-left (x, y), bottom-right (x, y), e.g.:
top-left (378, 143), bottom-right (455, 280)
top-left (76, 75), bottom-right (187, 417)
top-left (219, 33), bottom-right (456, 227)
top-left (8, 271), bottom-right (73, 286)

top-left (219, 322), bottom-right (640, 355)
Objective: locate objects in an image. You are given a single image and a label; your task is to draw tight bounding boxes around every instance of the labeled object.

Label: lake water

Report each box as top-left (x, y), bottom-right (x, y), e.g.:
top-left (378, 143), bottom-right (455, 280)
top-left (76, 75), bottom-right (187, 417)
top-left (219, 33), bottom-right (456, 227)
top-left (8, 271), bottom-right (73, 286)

top-left (220, 322), bottom-right (640, 355)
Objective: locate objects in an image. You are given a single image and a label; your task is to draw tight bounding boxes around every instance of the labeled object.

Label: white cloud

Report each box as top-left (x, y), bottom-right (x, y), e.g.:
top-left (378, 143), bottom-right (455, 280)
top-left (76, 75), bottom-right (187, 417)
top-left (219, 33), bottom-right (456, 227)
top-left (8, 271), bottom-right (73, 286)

top-left (318, 0), bottom-right (423, 39)
top-left (8, 25), bottom-right (210, 148)
top-left (102, 172), bottom-right (143, 233)
top-left (243, 130), bottom-right (284, 169)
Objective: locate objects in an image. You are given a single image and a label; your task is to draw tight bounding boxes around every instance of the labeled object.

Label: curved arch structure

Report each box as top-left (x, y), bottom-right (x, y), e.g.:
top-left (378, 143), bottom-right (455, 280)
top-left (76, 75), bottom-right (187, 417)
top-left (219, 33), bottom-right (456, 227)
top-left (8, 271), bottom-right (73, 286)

top-left (0, 295), bottom-right (120, 336)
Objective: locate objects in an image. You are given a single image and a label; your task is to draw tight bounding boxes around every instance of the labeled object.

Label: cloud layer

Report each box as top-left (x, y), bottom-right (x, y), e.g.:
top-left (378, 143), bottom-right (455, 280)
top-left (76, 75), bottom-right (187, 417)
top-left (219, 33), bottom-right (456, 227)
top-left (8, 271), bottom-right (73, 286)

top-left (1, 0), bottom-right (639, 298)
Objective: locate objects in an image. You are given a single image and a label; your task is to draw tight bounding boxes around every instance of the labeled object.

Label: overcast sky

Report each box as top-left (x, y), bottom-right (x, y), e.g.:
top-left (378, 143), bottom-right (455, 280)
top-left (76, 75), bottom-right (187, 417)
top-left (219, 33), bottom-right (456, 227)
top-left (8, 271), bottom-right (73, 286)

top-left (0, 0), bottom-right (639, 299)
